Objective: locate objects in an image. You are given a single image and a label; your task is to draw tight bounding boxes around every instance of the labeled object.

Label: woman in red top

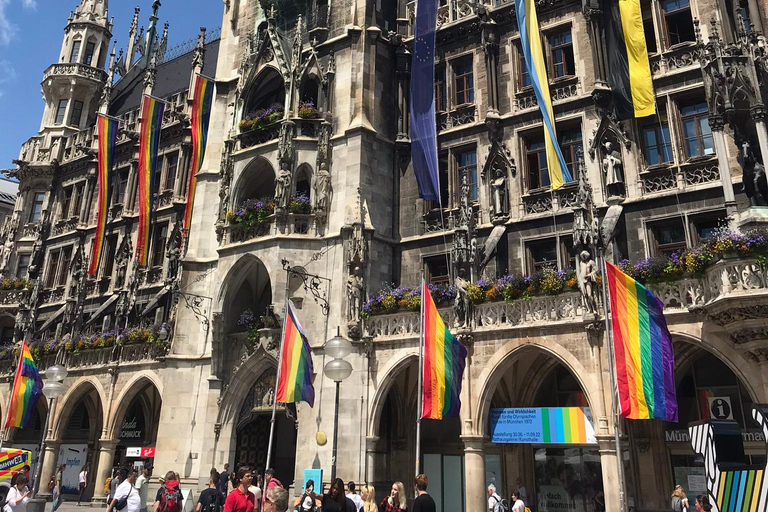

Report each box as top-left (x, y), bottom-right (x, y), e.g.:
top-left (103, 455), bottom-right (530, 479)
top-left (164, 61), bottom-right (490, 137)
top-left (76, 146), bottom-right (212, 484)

top-left (224, 467), bottom-right (256, 512)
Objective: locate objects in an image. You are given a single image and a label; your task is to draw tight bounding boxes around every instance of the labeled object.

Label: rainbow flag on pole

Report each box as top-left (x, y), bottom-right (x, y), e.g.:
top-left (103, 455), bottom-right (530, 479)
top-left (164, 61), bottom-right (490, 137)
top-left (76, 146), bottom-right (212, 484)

top-left (606, 262), bottom-right (677, 421)
top-left (515, 0), bottom-right (573, 189)
top-left (183, 74), bottom-right (214, 239)
top-left (421, 282), bottom-right (467, 420)
top-left (276, 302), bottom-right (315, 407)
top-left (89, 115), bottom-right (119, 276)
top-left (136, 95), bottom-right (165, 267)
top-left (4, 342), bottom-right (43, 429)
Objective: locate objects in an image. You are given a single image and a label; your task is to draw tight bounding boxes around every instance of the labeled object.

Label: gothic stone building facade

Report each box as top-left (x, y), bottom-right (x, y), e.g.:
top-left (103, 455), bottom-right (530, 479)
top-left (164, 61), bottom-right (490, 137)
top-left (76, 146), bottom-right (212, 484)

top-left (2, 0), bottom-right (768, 511)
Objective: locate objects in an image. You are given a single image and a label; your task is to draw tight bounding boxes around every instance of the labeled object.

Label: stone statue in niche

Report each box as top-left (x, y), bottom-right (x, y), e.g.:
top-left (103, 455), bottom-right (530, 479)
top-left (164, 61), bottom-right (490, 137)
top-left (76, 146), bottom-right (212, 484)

top-left (601, 141), bottom-right (625, 198)
top-left (346, 266), bottom-right (364, 322)
top-left (739, 140), bottom-right (768, 206)
top-left (115, 238), bottom-right (131, 288)
top-left (492, 167), bottom-right (507, 217)
top-left (314, 164), bottom-right (332, 213)
top-left (577, 250), bottom-right (598, 314)
top-left (275, 166), bottom-right (292, 210)
top-left (454, 269), bottom-right (471, 329)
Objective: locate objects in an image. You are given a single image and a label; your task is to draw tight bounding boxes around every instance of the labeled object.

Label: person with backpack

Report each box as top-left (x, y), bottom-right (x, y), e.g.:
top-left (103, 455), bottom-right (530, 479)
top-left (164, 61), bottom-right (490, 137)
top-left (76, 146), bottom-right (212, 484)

top-left (671, 485), bottom-right (690, 512)
top-left (107, 469), bottom-right (140, 512)
top-left (487, 484), bottom-right (504, 512)
top-left (50, 464), bottom-right (66, 512)
top-left (198, 471), bottom-right (225, 512)
top-left (218, 465), bottom-right (230, 498)
top-left (154, 472), bottom-right (183, 512)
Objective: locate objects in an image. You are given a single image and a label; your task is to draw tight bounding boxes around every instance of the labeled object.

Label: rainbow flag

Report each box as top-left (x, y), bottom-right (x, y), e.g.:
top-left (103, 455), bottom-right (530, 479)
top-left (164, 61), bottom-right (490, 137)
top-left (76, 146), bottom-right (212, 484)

top-left (136, 95), bottom-right (165, 266)
top-left (276, 302), bottom-right (315, 407)
top-left (183, 74), bottom-right (214, 239)
top-left (606, 262), bottom-right (677, 421)
top-left (422, 282), bottom-right (467, 420)
top-left (515, 0), bottom-right (573, 189)
top-left (89, 115), bottom-right (119, 276)
top-left (4, 342), bottom-right (43, 429)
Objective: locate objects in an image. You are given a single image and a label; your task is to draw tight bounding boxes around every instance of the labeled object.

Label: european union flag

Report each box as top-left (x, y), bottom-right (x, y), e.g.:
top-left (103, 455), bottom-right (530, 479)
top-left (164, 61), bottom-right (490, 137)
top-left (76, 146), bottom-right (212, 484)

top-left (410, 0), bottom-right (441, 202)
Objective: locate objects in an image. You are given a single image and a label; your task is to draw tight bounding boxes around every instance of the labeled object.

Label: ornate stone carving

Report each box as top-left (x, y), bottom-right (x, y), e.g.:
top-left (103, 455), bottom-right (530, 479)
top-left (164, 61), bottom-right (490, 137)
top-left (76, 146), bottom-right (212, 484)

top-left (346, 266), bottom-right (364, 323)
top-left (577, 250), bottom-right (599, 314)
top-left (454, 270), bottom-right (471, 329)
top-left (738, 140), bottom-right (768, 206)
top-left (601, 141), bottom-right (625, 199)
top-left (237, 369), bottom-right (277, 427)
top-left (115, 234), bottom-right (132, 289)
top-left (166, 222), bottom-right (182, 284)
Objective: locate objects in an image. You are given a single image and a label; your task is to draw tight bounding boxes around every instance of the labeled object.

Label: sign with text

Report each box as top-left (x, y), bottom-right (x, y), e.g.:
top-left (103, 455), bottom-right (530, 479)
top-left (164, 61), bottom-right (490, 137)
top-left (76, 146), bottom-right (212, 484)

top-left (125, 447), bottom-right (155, 458)
top-left (57, 444), bottom-right (88, 495)
top-left (490, 408), bottom-right (597, 445)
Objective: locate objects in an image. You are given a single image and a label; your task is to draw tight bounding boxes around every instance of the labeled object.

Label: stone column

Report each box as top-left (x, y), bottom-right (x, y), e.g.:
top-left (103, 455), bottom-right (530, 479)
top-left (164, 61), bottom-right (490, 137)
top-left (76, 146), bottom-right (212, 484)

top-left (482, 19), bottom-right (500, 115)
top-left (395, 42), bottom-right (410, 141)
top-left (36, 440), bottom-right (61, 498)
top-left (709, 115), bottom-right (737, 220)
top-left (461, 435), bottom-right (486, 512)
top-left (751, 106), bottom-right (768, 167)
top-left (596, 435), bottom-right (622, 512)
top-left (92, 439), bottom-right (119, 501)
top-left (364, 436), bottom-right (381, 486)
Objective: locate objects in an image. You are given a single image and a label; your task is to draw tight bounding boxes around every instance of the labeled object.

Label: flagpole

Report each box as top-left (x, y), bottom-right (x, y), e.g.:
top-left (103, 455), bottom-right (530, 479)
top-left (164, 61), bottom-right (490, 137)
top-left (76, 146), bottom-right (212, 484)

top-left (264, 272), bottom-right (290, 477)
top-left (415, 271), bottom-right (425, 485)
top-left (598, 246), bottom-right (628, 512)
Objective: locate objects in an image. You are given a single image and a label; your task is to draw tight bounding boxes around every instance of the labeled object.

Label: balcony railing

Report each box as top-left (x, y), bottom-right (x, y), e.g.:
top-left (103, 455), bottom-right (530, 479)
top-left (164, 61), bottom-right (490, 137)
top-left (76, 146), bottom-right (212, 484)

top-left (222, 216), bottom-right (275, 245)
top-left (236, 123), bottom-right (282, 151)
top-left (649, 43), bottom-right (700, 78)
top-left (0, 289), bottom-right (30, 306)
top-left (437, 104), bottom-right (477, 132)
top-left (43, 63), bottom-right (106, 83)
top-left (641, 158), bottom-right (720, 195)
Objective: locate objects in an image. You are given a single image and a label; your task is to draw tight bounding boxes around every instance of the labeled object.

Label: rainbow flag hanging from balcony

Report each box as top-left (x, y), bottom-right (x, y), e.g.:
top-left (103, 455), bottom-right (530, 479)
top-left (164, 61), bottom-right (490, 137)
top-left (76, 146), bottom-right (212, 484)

top-left (136, 95), bottom-right (165, 266)
top-left (422, 281), bottom-right (467, 420)
top-left (276, 302), bottom-right (315, 407)
top-left (515, 0), bottom-right (572, 189)
top-left (89, 115), bottom-right (119, 276)
top-left (606, 262), bottom-right (677, 421)
top-left (5, 342), bottom-right (43, 429)
top-left (183, 74), bottom-right (215, 240)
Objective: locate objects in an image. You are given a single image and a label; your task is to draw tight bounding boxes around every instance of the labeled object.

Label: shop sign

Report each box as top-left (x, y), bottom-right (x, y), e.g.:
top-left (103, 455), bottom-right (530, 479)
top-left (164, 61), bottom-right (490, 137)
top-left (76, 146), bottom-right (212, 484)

top-left (125, 447), bottom-right (155, 458)
top-left (57, 444), bottom-right (88, 495)
top-left (490, 408), bottom-right (597, 444)
top-left (665, 429), bottom-right (764, 443)
top-left (141, 447), bottom-right (155, 457)
top-left (121, 416), bottom-right (143, 439)
top-left (707, 396), bottom-right (734, 420)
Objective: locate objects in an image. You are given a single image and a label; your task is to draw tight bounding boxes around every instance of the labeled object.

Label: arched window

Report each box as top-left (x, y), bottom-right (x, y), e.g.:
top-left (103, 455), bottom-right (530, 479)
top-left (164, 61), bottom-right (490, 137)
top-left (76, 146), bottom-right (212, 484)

top-left (243, 68), bottom-right (286, 121)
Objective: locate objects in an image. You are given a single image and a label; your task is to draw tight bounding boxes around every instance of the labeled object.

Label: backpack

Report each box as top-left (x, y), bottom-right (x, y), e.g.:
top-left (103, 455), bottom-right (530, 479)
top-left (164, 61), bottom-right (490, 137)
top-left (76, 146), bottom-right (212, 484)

top-left (671, 496), bottom-right (683, 512)
top-left (203, 489), bottom-right (223, 512)
top-left (524, 508), bottom-right (532, 512)
top-left (491, 494), bottom-right (507, 512)
top-left (160, 481), bottom-right (183, 512)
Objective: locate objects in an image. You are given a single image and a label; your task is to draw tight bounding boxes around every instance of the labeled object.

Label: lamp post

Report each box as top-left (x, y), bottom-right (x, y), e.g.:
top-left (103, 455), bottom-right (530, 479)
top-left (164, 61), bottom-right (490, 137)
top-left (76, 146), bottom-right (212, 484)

top-left (323, 328), bottom-right (352, 482)
top-left (32, 364), bottom-right (67, 497)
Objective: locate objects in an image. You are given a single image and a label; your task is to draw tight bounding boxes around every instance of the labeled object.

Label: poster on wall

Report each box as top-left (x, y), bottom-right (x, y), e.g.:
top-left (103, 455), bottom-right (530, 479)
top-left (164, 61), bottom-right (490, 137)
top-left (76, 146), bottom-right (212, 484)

top-left (490, 408), bottom-right (597, 444)
top-left (57, 444), bottom-right (88, 494)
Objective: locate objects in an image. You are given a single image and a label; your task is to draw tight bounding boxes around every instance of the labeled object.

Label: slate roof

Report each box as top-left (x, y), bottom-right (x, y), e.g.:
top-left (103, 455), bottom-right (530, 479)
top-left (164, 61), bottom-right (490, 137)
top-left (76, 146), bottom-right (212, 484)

top-left (109, 38), bottom-right (220, 117)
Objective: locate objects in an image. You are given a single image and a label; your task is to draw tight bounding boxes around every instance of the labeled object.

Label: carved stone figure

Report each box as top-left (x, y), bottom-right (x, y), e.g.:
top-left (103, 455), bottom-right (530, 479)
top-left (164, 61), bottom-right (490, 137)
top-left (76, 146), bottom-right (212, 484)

top-left (458, 173), bottom-right (471, 229)
top-left (314, 165), bottom-right (332, 212)
top-left (454, 269), bottom-right (471, 329)
top-left (166, 224), bottom-right (182, 281)
top-left (346, 266), bottom-right (364, 322)
top-left (68, 246), bottom-right (85, 298)
top-left (275, 168), bottom-right (292, 210)
top-left (492, 168), bottom-right (507, 217)
top-left (602, 141), bottom-right (624, 197)
top-left (739, 141), bottom-right (768, 206)
top-left (28, 236), bottom-right (44, 277)
top-left (578, 250), bottom-right (598, 314)
top-left (115, 237), bottom-right (131, 288)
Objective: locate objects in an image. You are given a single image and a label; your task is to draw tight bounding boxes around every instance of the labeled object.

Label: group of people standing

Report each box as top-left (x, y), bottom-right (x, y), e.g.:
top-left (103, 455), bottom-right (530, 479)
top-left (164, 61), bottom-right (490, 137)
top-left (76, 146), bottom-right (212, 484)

top-left (671, 485), bottom-right (713, 512)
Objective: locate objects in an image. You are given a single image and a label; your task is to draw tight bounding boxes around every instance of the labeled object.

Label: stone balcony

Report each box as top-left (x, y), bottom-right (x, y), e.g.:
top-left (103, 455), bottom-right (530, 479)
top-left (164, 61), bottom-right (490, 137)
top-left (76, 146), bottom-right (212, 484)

top-left (42, 63), bottom-right (106, 84)
top-left (220, 213), bottom-right (319, 247)
top-left (0, 289), bottom-right (30, 308)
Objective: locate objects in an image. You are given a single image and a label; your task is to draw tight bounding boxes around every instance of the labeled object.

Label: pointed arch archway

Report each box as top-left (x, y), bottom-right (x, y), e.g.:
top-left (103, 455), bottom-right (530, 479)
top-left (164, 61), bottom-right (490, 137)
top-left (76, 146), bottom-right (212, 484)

top-left (107, 372), bottom-right (163, 467)
top-left (234, 157), bottom-right (277, 207)
top-left (243, 67), bottom-right (286, 118)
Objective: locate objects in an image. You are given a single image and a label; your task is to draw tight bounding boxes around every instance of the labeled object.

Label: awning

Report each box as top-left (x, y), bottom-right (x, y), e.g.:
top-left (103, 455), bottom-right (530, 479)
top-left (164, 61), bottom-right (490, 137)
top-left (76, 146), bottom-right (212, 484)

top-left (140, 286), bottom-right (170, 317)
top-left (38, 303), bottom-right (69, 333)
top-left (84, 293), bottom-right (120, 327)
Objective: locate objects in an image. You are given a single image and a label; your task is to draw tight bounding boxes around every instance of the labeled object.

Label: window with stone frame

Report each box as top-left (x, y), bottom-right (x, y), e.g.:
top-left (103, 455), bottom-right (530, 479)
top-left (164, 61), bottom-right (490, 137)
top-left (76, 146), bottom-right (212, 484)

top-left (164, 151), bottom-right (179, 192)
top-left (102, 234), bottom-right (118, 279)
top-left (425, 255), bottom-right (451, 285)
top-left (524, 124), bottom-right (582, 191)
top-left (115, 167), bottom-right (129, 205)
top-left (72, 182), bottom-right (84, 219)
top-left (525, 236), bottom-right (574, 274)
top-left (0, 326), bottom-right (13, 346)
top-left (55, 100), bottom-right (68, 124)
top-left (678, 98), bottom-right (714, 158)
top-left (662, 0), bottom-right (696, 46)
top-left (641, 107), bottom-right (674, 166)
top-left (427, 154), bottom-right (450, 211)
top-left (29, 192), bottom-right (45, 223)
top-left (16, 254), bottom-right (30, 279)
top-left (435, 65), bottom-right (447, 112)
top-left (517, 44), bottom-right (532, 89)
top-left (548, 29), bottom-right (575, 79)
top-left (691, 211), bottom-right (727, 244)
top-left (45, 250), bottom-right (60, 288)
top-left (649, 217), bottom-right (687, 256)
top-left (456, 149), bottom-right (478, 203)
top-left (154, 156), bottom-right (164, 194)
top-left (61, 187), bottom-right (73, 221)
top-left (83, 41), bottom-right (96, 66)
top-left (70, 100), bottom-right (84, 126)
top-left (452, 58), bottom-right (474, 106)
top-left (57, 246), bottom-right (72, 287)
top-left (151, 222), bottom-right (169, 268)
top-left (70, 40), bottom-right (82, 63)
top-left (641, 0), bottom-right (658, 53)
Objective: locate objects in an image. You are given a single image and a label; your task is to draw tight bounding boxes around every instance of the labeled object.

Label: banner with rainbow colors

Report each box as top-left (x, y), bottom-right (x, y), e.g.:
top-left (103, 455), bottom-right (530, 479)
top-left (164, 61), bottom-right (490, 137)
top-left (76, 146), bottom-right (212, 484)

top-left (136, 95), bottom-right (165, 267)
top-left (183, 74), bottom-right (214, 240)
top-left (89, 114), bottom-right (119, 276)
top-left (489, 407), bottom-right (597, 444)
top-left (4, 342), bottom-right (43, 429)
top-left (276, 302), bottom-right (315, 407)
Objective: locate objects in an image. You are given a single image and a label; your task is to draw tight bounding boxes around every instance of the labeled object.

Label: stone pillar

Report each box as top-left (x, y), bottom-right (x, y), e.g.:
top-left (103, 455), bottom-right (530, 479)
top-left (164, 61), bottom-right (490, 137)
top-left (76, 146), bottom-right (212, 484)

top-left (596, 435), bottom-right (622, 512)
top-left (482, 19), bottom-right (500, 115)
top-left (92, 439), bottom-right (119, 501)
top-left (461, 435), bottom-right (486, 512)
top-left (365, 436), bottom-right (381, 486)
top-left (709, 115), bottom-right (737, 220)
top-left (36, 440), bottom-right (61, 498)
top-left (394, 42), bottom-right (410, 141)
top-left (751, 106), bottom-right (768, 166)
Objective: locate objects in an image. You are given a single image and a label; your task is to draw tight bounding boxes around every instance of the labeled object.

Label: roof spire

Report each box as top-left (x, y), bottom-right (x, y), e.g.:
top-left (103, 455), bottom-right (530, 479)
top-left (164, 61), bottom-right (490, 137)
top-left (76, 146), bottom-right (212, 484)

top-left (99, 41), bottom-right (118, 114)
top-left (141, 0), bottom-right (162, 67)
top-left (126, 7), bottom-right (140, 69)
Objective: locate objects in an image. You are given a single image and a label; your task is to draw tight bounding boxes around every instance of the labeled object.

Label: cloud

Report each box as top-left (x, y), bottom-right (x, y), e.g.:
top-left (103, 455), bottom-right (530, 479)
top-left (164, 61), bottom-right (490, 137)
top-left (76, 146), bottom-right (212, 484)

top-left (0, 59), bottom-right (16, 98)
top-left (21, 0), bottom-right (34, 9)
top-left (0, 0), bottom-right (36, 46)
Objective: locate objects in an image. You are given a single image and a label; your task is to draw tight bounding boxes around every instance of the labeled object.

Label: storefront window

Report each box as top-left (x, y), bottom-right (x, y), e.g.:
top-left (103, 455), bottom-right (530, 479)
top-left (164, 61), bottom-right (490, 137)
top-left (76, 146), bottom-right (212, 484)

top-left (534, 447), bottom-right (604, 512)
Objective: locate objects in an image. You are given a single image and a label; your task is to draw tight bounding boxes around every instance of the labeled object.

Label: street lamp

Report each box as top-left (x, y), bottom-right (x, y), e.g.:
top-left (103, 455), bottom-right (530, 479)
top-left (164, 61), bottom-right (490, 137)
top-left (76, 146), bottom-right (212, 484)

top-left (31, 364), bottom-right (68, 496)
top-left (323, 327), bottom-right (352, 482)
top-left (158, 324), bottom-right (169, 341)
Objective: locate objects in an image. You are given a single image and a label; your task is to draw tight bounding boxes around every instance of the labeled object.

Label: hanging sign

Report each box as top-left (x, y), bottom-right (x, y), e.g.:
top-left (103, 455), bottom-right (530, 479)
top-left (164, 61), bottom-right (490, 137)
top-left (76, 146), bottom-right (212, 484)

top-left (490, 408), bottom-right (597, 444)
top-left (126, 447), bottom-right (141, 457)
top-left (141, 447), bottom-right (155, 458)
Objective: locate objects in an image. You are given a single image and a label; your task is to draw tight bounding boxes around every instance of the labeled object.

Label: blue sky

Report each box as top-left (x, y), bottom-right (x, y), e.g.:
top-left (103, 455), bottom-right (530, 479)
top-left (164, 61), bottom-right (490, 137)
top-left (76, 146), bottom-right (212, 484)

top-left (0, 0), bottom-right (224, 169)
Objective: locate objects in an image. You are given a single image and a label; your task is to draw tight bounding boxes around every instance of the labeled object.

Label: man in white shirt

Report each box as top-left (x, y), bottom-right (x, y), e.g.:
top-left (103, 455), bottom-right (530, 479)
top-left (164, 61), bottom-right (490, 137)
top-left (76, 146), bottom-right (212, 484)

top-left (487, 484), bottom-right (502, 512)
top-left (107, 469), bottom-right (141, 512)
top-left (346, 482), bottom-right (363, 512)
top-left (136, 466), bottom-right (153, 512)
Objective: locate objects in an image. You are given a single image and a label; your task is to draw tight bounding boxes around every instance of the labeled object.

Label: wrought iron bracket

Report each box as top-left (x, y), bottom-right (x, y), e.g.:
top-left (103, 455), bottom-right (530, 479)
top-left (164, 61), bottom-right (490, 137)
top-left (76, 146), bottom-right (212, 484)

top-left (177, 291), bottom-right (212, 330)
top-left (281, 259), bottom-right (330, 316)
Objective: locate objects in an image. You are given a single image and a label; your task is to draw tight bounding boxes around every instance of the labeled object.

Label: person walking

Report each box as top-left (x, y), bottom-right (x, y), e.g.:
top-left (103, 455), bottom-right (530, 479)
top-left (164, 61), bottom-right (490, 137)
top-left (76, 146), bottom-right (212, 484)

top-left (197, 470), bottom-right (225, 512)
top-left (107, 469), bottom-right (141, 512)
top-left (671, 485), bottom-right (690, 512)
top-left (6, 474), bottom-right (31, 512)
top-left (378, 482), bottom-right (406, 512)
top-left (249, 474), bottom-right (263, 512)
top-left (361, 486), bottom-right (376, 512)
top-left (218, 465), bottom-right (230, 498)
top-left (11, 465), bottom-right (31, 488)
top-left (136, 465), bottom-right (153, 512)
top-left (77, 466), bottom-right (88, 505)
top-left (412, 475), bottom-right (435, 512)
top-left (322, 479), bottom-right (355, 512)
top-left (347, 482), bottom-right (363, 512)
top-left (694, 495), bottom-right (712, 512)
top-left (223, 467), bottom-right (255, 512)
top-left (154, 471), bottom-right (182, 512)
top-left (263, 487), bottom-right (288, 512)
top-left (50, 464), bottom-right (66, 512)
top-left (510, 491), bottom-right (525, 512)
top-left (109, 469), bottom-right (122, 504)
top-left (488, 484), bottom-right (502, 512)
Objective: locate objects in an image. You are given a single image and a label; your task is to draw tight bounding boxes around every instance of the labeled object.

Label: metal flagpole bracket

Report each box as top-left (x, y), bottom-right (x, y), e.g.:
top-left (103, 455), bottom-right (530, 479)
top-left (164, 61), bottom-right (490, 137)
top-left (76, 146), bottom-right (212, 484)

top-left (281, 259), bottom-right (331, 316)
